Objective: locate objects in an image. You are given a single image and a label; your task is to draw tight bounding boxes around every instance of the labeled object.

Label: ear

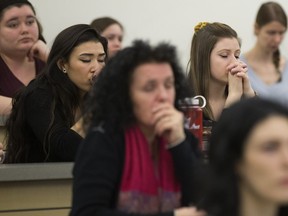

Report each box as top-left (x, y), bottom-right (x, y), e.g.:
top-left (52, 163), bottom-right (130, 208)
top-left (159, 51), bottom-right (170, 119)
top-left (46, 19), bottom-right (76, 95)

top-left (254, 23), bottom-right (260, 36)
top-left (57, 59), bottom-right (67, 72)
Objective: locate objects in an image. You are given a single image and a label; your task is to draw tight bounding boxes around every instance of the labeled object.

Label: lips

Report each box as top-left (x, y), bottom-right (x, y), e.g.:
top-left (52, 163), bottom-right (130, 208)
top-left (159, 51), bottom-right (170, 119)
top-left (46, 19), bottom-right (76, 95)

top-left (89, 76), bottom-right (97, 85)
top-left (19, 37), bottom-right (33, 43)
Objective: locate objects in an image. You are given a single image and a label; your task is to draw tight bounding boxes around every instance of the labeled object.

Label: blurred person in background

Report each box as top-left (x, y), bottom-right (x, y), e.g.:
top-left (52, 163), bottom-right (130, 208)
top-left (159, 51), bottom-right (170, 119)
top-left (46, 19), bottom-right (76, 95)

top-left (241, 1), bottom-right (288, 107)
top-left (90, 16), bottom-right (124, 59)
top-left (199, 97), bottom-right (288, 216)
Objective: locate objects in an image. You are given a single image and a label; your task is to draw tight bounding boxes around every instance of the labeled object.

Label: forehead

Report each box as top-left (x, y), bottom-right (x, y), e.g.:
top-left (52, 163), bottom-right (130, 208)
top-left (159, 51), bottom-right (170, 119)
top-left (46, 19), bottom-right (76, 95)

top-left (71, 41), bottom-right (104, 54)
top-left (1, 5), bottom-right (34, 21)
top-left (260, 21), bottom-right (287, 31)
top-left (102, 23), bottom-right (123, 34)
top-left (245, 115), bottom-right (288, 148)
top-left (212, 37), bottom-right (240, 52)
top-left (132, 62), bottom-right (174, 81)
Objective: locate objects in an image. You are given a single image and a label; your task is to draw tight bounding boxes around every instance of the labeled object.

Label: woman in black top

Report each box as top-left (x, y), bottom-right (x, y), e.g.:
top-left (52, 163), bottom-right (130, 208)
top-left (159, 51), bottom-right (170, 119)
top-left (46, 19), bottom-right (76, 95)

top-left (71, 40), bottom-right (205, 216)
top-left (4, 24), bottom-right (107, 163)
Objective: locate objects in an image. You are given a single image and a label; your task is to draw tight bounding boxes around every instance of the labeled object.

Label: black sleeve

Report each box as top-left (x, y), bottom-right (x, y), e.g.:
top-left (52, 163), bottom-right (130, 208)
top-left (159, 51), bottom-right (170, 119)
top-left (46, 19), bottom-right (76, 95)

top-left (25, 89), bottom-right (82, 161)
top-left (169, 130), bottom-right (206, 206)
top-left (70, 127), bottom-right (174, 216)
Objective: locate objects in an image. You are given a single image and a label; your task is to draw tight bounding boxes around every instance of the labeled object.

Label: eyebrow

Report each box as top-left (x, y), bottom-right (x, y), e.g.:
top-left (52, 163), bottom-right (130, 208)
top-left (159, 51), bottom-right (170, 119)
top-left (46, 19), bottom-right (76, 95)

top-left (80, 52), bottom-right (106, 57)
top-left (217, 49), bottom-right (241, 53)
top-left (6, 15), bottom-right (35, 22)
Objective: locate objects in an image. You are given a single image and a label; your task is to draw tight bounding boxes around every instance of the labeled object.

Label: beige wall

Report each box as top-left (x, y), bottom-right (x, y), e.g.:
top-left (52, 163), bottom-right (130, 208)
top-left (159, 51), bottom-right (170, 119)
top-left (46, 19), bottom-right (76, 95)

top-left (30, 0), bottom-right (288, 69)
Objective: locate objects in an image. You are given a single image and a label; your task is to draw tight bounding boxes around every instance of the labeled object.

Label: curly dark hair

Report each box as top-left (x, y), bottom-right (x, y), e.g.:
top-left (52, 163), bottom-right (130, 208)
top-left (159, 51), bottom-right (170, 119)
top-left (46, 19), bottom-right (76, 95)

top-left (199, 97), bottom-right (288, 216)
top-left (5, 24), bottom-right (108, 163)
top-left (83, 40), bottom-right (191, 133)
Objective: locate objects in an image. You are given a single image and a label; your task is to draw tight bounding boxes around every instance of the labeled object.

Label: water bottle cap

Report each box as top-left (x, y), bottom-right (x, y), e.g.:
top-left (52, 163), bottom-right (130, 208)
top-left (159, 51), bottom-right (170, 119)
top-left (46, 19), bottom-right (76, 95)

top-left (192, 98), bottom-right (200, 105)
top-left (192, 95), bottom-right (206, 108)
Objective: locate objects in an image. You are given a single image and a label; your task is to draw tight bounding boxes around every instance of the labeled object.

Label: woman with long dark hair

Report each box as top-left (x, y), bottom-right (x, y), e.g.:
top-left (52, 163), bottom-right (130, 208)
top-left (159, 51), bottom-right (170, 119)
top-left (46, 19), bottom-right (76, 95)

top-left (4, 24), bottom-right (107, 163)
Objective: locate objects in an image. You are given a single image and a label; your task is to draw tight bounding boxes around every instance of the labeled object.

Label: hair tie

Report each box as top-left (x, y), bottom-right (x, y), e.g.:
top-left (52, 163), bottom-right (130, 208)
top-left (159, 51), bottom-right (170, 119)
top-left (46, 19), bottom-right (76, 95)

top-left (194, 22), bottom-right (209, 33)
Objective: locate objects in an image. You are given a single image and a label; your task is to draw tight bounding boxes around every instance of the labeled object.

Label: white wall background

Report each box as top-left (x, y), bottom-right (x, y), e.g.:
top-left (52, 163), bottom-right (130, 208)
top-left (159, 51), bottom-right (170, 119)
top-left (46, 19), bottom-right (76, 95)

top-left (29, 0), bottom-right (288, 70)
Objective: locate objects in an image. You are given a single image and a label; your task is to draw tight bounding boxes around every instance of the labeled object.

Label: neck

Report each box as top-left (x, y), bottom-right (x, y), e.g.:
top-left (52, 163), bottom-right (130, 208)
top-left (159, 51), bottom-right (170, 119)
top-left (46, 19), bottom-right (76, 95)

top-left (208, 80), bottom-right (227, 119)
top-left (138, 124), bottom-right (156, 146)
top-left (246, 44), bottom-right (274, 62)
top-left (0, 52), bottom-right (28, 66)
top-left (208, 79), bottom-right (227, 99)
top-left (239, 184), bottom-right (278, 216)
top-left (208, 86), bottom-right (226, 101)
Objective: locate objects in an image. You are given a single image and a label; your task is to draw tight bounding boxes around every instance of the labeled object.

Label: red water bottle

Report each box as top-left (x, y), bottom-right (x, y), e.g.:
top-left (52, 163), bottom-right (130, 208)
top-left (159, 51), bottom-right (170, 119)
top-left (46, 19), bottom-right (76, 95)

top-left (186, 98), bottom-right (203, 150)
top-left (181, 96), bottom-right (206, 151)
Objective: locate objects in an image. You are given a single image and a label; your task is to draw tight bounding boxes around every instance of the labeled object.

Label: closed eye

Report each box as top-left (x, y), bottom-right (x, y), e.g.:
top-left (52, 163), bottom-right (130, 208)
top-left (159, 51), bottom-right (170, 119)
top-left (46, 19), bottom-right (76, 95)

top-left (80, 59), bottom-right (91, 63)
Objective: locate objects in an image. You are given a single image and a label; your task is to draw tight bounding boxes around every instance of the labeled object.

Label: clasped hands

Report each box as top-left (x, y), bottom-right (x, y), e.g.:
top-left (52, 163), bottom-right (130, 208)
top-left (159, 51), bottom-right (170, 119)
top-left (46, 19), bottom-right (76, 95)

top-left (225, 60), bottom-right (255, 107)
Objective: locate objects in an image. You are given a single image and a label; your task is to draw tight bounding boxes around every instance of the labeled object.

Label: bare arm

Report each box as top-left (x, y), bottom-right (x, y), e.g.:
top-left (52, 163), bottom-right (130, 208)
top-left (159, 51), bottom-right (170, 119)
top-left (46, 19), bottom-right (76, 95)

top-left (0, 95), bottom-right (12, 116)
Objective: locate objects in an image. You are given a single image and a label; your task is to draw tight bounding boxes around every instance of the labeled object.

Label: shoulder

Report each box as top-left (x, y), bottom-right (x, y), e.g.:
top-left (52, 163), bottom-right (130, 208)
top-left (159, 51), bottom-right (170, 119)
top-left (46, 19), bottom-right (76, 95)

top-left (24, 80), bottom-right (52, 107)
top-left (80, 123), bottom-right (125, 154)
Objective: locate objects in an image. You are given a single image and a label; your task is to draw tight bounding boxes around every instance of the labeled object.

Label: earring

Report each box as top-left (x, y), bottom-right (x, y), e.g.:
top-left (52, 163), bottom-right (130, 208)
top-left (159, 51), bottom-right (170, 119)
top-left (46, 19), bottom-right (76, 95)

top-left (63, 68), bottom-right (67, 73)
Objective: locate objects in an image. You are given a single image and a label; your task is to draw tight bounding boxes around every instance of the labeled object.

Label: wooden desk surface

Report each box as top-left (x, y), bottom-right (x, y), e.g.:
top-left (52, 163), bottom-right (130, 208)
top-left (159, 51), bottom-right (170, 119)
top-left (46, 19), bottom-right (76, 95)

top-left (0, 162), bottom-right (73, 182)
top-left (0, 163), bottom-right (74, 216)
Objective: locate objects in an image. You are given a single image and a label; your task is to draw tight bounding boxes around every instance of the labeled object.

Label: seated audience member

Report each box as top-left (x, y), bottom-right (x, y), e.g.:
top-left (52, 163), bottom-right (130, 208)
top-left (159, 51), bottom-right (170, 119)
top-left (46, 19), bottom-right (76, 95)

top-left (241, 2), bottom-right (288, 107)
top-left (0, 0), bottom-right (49, 116)
top-left (199, 97), bottom-right (288, 216)
top-left (70, 40), bottom-right (205, 216)
top-left (90, 16), bottom-right (124, 58)
top-left (4, 24), bottom-right (108, 163)
top-left (187, 22), bottom-right (255, 122)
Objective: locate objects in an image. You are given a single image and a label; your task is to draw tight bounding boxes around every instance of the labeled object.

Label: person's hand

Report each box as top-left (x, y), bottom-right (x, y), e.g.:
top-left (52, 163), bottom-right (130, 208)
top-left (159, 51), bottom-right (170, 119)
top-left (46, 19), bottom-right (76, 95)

top-left (225, 61), bottom-right (245, 107)
top-left (228, 60), bottom-right (255, 98)
top-left (152, 102), bottom-right (185, 147)
top-left (27, 40), bottom-right (49, 62)
top-left (0, 142), bottom-right (4, 163)
top-left (174, 206), bottom-right (206, 216)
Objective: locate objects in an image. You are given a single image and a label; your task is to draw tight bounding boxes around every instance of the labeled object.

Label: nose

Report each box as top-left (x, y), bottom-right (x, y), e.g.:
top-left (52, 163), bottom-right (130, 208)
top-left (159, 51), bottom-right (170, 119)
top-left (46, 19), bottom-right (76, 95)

top-left (111, 38), bottom-right (121, 48)
top-left (232, 55), bottom-right (239, 63)
top-left (157, 86), bottom-right (169, 102)
top-left (91, 60), bottom-right (104, 74)
top-left (274, 33), bottom-right (283, 45)
top-left (20, 22), bottom-right (29, 34)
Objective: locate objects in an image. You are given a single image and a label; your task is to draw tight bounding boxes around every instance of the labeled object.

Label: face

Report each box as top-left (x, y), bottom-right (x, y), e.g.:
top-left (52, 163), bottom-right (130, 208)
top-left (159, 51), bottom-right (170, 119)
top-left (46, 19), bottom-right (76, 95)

top-left (101, 23), bottom-right (123, 58)
top-left (237, 116), bottom-right (288, 205)
top-left (255, 21), bottom-right (286, 53)
top-left (0, 5), bottom-right (38, 54)
top-left (130, 63), bottom-right (176, 131)
top-left (63, 41), bottom-right (106, 94)
top-left (210, 37), bottom-right (240, 84)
